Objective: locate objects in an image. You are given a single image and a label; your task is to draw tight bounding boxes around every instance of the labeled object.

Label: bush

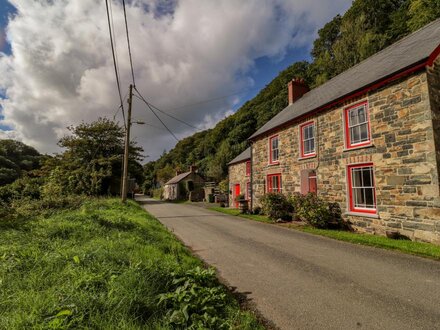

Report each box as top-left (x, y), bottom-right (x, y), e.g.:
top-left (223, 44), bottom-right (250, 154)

top-left (252, 206), bottom-right (262, 215)
top-left (289, 193), bottom-right (341, 228)
top-left (260, 193), bottom-right (293, 220)
top-left (158, 267), bottom-right (230, 329)
top-left (153, 188), bottom-right (164, 199)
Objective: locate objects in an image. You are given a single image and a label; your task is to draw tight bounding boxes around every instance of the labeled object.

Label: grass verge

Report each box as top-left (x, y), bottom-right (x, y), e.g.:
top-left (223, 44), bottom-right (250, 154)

top-left (0, 198), bottom-right (262, 329)
top-left (207, 207), bottom-right (440, 260)
top-left (295, 226), bottom-right (440, 260)
top-left (208, 206), bottom-right (273, 223)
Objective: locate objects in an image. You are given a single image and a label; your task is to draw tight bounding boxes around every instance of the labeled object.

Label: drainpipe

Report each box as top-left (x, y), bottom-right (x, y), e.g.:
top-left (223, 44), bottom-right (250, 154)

top-left (250, 142), bottom-right (254, 211)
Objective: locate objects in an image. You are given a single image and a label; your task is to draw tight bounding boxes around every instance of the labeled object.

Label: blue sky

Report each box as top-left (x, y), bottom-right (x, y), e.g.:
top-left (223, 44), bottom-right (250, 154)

top-left (0, 0), bottom-right (350, 157)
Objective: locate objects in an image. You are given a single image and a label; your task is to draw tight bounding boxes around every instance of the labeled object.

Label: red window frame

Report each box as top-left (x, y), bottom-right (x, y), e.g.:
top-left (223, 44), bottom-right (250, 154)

top-left (299, 121), bottom-right (316, 159)
top-left (347, 163), bottom-right (377, 214)
top-left (269, 135), bottom-right (279, 164)
top-left (245, 161), bottom-right (251, 176)
top-left (344, 101), bottom-right (371, 149)
top-left (267, 173), bottom-right (282, 193)
top-left (246, 181), bottom-right (251, 200)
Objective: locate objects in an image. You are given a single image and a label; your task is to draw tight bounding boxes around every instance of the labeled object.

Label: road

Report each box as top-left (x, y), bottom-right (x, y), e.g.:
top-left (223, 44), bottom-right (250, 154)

top-left (138, 197), bottom-right (440, 330)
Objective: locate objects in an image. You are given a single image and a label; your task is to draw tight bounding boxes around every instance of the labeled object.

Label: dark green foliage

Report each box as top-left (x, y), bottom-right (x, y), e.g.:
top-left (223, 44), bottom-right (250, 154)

top-left (289, 193), bottom-right (342, 229)
top-left (260, 193), bottom-right (293, 220)
top-left (0, 139), bottom-right (44, 185)
top-left (158, 267), bottom-right (231, 329)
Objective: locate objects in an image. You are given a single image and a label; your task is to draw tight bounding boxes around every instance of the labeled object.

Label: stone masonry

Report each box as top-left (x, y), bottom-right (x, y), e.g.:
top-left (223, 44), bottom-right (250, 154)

top-left (252, 58), bottom-right (440, 244)
top-left (228, 160), bottom-right (250, 208)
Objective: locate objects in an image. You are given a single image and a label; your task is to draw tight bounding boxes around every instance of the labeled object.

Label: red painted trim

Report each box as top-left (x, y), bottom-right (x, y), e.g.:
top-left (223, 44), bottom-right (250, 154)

top-left (245, 161), bottom-right (251, 176)
top-left (249, 60), bottom-right (428, 142)
top-left (246, 181), bottom-right (251, 200)
top-left (269, 134), bottom-right (279, 164)
top-left (299, 120), bottom-right (316, 159)
top-left (427, 44), bottom-right (440, 66)
top-left (347, 163), bottom-right (377, 214)
top-left (344, 101), bottom-right (371, 149)
top-left (267, 173), bottom-right (281, 193)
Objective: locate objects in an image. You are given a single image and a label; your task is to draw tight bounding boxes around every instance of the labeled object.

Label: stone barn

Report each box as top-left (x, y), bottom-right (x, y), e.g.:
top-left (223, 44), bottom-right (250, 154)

top-left (163, 166), bottom-right (205, 201)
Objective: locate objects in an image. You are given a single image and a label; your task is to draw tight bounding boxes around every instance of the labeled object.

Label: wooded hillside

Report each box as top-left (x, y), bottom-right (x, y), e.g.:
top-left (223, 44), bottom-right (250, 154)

top-left (144, 0), bottom-right (440, 189)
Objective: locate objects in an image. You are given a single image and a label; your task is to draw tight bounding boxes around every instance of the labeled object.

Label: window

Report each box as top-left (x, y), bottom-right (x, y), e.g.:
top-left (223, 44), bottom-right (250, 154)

top-left (344, 102), bottom-right (371, 149)
top-left (246, 181), bottom-right (251, 200)
top-left (300, 169), bottom-right (317, 194)
top-left (347, 163), bottom-right (376, 214)
top-left (300, 121), bottom-right (316, 158)
top-left (267, 174), bottom-right (282, 193)
top-left (246, 161), bottom-right (251, 176)
top-left (269, 135), bottom-right (279, 164)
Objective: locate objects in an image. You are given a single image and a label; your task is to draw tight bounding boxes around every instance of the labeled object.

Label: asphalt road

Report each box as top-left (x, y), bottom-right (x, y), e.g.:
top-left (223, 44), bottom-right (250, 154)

top-left (138, 197), bottom-right (440, 330)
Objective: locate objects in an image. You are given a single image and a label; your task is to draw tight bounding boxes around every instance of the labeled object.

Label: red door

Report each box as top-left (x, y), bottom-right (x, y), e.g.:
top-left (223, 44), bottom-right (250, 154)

top-left (234, 184), bottom-right (240, 208)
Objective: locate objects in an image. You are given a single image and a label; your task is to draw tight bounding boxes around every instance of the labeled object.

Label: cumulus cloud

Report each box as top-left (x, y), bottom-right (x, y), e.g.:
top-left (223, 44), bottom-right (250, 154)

top-left (0, 0), bottom-right (350, 159)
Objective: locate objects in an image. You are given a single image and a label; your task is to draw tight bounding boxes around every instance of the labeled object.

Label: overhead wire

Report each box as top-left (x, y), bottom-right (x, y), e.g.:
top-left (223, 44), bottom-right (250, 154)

top-left (122, 0), bottom-right (136, 87)
top-left (133, 88), bottom-right (179, 141)
top-left (105, 0), bottom-right (126, 128)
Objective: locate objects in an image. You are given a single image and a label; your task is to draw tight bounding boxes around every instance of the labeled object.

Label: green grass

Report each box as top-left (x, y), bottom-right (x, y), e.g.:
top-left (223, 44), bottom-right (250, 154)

top-left (208, 206), bottom-right (273, 223)
top-left (0, 198), bottom-right (262, 329)
top-left (294, 226), bottom-right (440, 260)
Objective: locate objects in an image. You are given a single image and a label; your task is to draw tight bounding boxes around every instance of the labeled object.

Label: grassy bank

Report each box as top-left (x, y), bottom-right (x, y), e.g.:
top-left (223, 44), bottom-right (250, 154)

top-left (208, 207), bottom-right (440, 260)
top-left (0, 198), bottom-right (262, 329)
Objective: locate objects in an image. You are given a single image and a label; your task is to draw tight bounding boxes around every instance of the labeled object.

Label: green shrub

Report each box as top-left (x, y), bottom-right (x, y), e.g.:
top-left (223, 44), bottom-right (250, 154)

top-left (290, 193), bottom-right (341, 228)
top-left (153, 188), bottom-right (164, 199)
top-left (158, 267), bottom-right (230, 329)
top-left (260, 193), bottom-right (293, 220)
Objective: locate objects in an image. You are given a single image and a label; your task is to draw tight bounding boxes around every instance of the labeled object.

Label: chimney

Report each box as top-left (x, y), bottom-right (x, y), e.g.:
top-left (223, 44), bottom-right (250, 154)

top-left (288, 78), bottom-right (309, 105)
top-left (189, 165), bottom-right (197, 173)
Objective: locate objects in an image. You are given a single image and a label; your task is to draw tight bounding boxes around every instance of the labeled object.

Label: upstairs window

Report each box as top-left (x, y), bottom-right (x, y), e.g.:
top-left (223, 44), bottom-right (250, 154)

top-left (300, 121), bottom-right (316, 158)
top-left (344, 102), bottom-right (371, 149)
top-left (267, 174), bottom-right (282, 193)
top-left (347, 163), bottom-right (377, 214)
top-left (269, 135), bottom-right (279, 164)
top-left (246, 161), bottom-right (251, 176)
top-left (246, 181), bottom-right (251, 200)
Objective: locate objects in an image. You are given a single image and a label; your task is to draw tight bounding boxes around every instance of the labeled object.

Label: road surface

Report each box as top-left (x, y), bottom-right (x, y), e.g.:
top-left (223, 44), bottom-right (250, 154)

top-left (138, 197), bottom-right (440, 330)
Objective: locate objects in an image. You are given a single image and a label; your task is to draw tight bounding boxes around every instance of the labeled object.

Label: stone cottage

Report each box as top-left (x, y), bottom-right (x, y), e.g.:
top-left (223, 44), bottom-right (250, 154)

top-left (230, 19), bottom-right (440, 244)
top-left (163, 166), bottom-right (205, 201)
top-left (228, 147), bottom-right (251, 208)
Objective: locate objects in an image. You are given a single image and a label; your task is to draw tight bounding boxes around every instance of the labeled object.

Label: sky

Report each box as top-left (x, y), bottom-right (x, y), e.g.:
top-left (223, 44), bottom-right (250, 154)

top-left (0, 0), bottom-right (351, 160)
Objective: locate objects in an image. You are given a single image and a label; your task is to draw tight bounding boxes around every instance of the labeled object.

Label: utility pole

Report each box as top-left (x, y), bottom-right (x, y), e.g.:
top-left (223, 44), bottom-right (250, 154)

top-left (121, 84), bottom-right (133, 203)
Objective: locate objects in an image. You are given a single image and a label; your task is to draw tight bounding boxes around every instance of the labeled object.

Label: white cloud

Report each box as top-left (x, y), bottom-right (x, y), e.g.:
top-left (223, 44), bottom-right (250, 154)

top-left (0, 0), bottom-right (350, 159)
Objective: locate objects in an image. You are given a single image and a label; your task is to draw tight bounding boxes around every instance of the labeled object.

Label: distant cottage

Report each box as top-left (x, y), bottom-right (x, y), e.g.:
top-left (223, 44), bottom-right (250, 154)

top-left (228, 19), bottom-right (440, 244)
top-left (163, 166), bottom-right (205, 201)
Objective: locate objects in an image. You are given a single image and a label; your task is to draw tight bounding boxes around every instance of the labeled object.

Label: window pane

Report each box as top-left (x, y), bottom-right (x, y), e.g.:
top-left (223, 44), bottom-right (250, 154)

top-left (310, 139), bottom-right (315, 152)
top-left (362, 167), bottom-right (372, 187)
top-left (352, 168), bottom-right (362, 187)
top-left (353, 188), bottom-right (363, 207)
top-left (303, 126), bottom-right (309, 139)
top-left (352, 126), bottom-right (360, 144)
top-left (360, 123), bottom-right (369, 141)
top-left (309, 125), bottom-right (314, 138)
top-left (358, 107), bottom-right (366, 123)
top-left (364, 188), bottom-right (375, 208)
top-left (349, 109), bottom-right (359, 126)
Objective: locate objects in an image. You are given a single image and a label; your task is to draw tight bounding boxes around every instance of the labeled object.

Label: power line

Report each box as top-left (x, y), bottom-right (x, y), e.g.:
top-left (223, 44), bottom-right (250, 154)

top-left (105, 0), bottom-right (125, 125)
top-left (133, 88), bottom-right (199, 130)
top-left (133, 88), bottom-right (179, 141)
top-left (122, 0), bottom-right (136, 87)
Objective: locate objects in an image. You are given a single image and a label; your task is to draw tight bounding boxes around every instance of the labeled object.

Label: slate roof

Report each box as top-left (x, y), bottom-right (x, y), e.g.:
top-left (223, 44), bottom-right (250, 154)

top-left (249, 18), bottom-right (440, 140)
top-left (165, 171), bottom-right (192, 185)
top-left (228, 147), bottom-right (251, 166)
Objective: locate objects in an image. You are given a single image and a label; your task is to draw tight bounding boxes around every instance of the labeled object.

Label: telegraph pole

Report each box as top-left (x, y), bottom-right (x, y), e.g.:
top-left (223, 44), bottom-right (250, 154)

top-left (121, 84), bottom-right (133, 203)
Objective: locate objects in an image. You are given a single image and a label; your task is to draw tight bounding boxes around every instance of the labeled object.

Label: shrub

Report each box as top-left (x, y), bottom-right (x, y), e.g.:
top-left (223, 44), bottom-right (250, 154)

top-left (289, 193), bottom-right (341, 228)
top-left (152, 188), bottom-right (164, 200)
top-left (158, 267), bottom-right (229, 329)
top-left (260, 193), bottom-right (293, 220)
top-left (252, 206), bottom-right (262, 215)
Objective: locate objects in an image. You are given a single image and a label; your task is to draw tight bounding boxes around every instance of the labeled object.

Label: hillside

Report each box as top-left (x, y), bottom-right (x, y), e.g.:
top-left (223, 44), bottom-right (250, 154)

top-left (143, 0), bottom-right (440, 188)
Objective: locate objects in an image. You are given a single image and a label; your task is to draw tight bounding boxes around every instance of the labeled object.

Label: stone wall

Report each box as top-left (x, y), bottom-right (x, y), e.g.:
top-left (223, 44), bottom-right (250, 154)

top-left (228, 160), bottom-right (250, 208)
top-left (252, 67), bottom-right (440, 244)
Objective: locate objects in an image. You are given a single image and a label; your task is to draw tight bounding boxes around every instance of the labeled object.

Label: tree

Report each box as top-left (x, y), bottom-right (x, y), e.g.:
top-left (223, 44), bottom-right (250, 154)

top-left (46, 118), bottom-right (145, 196)
top-left (407, 0), bottom-right (440, 31)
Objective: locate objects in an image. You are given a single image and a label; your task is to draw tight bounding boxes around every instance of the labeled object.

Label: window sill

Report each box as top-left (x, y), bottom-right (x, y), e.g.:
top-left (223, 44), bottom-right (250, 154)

top-left (267, 162), bottom-right (280, 166)
top-left (298, 154), bottom-right (316, 161)
top-left (343, 143), bottom-right (374, 152)
top-left (345, 211), bottom-right (379, 219)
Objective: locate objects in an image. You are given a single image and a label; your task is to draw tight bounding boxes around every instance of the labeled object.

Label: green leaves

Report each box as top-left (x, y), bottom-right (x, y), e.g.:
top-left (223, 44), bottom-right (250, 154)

top-left (158, 267), bottom-right (230, 329)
